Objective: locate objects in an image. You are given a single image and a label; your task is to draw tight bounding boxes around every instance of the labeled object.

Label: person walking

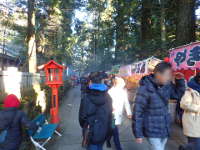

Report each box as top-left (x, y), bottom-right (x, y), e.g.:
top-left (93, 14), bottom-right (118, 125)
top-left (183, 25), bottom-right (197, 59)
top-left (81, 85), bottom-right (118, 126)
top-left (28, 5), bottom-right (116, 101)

top-left (132, 62), bottom-right (185, 150)
top-left (80, 76), bottom-right (90, 98)
top-left (179, 73), bottom-right (200, 150)
top-left (79, 72), bottom-right (112, 150)
top-left (107, 77), bottom-right (132, 150)
top-left (0, 94), bottom-right (37, 150)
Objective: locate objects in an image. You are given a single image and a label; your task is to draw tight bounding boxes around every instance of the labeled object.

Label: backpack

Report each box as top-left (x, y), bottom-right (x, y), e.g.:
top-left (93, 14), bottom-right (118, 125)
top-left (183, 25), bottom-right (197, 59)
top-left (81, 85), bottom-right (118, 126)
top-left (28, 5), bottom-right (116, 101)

top-left (0, 111), bottom-right (18, 144)
top-left (81, 92), bottom-right (112, 145)
top-left (88, 98), bottom-right (111, 144)
top-left (90, 106), bottom-right (108, 143)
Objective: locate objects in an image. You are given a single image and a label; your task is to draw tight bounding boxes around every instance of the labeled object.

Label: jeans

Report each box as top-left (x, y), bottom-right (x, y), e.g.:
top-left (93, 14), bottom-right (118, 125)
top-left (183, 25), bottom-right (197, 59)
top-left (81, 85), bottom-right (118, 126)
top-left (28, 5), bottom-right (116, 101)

top-left (183, 137), bottom-right (200, 150)
top-left (147, 138), bottom-right (168, 150)
top-left (106, 126), bottom-right (122, 150)
top-left (113, 126), bottom-right (122, 150)
top-left (87, 144), bottom-right (103, 150)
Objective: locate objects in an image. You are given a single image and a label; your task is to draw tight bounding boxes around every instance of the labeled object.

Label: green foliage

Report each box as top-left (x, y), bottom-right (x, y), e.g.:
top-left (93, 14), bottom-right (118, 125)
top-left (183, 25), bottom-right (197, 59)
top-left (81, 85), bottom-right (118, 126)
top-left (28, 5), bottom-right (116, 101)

top-left (0, 92), bottom-right (7, 104)
top-left (20, 88), bottom-right (40, 150)
top-left (40, 79), bottom-right (72, 113)
top-left (0, 92), bottom-right (7, 110)
top-left (1, 0), bottom-right (199, 73)
top-left (40, 84), bottom-right (51, 114)
top-left (19, 81), bottom-right (71, 150)
top-left (71, 0), bottom-right (199, 74)
top-left (1, 0), bottom-right (76, 71)
top-left (21, 87), bottom-right (41, 119)
top-left (34, 0), bottom-right (76, 66)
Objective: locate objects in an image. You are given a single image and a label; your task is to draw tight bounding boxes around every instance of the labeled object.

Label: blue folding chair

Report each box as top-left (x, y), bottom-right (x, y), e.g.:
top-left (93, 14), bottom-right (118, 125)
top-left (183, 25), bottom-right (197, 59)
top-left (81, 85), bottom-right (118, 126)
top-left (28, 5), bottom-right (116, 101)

top-left (29, 114), bottom-right (62, 150)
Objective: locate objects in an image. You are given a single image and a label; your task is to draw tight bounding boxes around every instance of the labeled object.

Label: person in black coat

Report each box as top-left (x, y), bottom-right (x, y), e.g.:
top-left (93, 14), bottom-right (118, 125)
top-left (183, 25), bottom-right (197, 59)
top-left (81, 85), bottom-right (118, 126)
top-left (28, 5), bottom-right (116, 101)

top-left (132, 62), bottom-right (186, 150)
top-left (79, 72), bottom-right (112, 150)
top-left (0, 94), bottom-right (37, 150)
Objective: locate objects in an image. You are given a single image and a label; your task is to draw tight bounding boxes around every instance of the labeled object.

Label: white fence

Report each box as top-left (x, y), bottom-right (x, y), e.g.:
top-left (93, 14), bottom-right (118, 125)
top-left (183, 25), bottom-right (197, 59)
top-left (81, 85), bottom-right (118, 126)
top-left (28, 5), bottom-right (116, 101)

top-left (0, 69), bottom-right (45, 95)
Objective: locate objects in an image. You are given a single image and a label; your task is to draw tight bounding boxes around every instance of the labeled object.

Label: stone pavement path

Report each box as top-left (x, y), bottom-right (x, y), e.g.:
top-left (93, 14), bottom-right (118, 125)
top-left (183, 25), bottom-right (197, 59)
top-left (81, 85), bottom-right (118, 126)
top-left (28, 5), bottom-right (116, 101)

top-left (48, 87), bottom-right (186, 150)
top-left (48, 87), bottom-right (84, 150)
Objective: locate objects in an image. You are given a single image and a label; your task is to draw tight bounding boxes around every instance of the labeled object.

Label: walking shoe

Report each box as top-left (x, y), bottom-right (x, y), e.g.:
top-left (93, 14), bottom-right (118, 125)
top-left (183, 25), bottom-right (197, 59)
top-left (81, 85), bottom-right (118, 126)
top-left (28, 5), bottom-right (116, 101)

top-left (106, 141), bottom-right (111, 148)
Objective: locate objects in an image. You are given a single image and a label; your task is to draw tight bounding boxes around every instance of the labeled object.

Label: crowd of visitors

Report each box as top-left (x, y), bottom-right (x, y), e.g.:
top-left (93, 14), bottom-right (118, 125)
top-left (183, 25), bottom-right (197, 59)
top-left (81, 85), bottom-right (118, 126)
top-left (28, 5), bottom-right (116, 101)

top-left (2, 61), bottom-right (200, 150)
top-left (78, 61), bottom-right (200, 150)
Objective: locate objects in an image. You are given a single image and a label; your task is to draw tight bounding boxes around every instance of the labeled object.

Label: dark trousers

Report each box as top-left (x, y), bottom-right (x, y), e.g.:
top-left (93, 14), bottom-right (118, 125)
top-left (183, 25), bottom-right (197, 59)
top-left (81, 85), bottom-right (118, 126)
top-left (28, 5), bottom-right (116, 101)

top-left (87, 144), bottom-right (103, 150)
top-left (184, 137), bottom-right (200, 150)
top-left (107, 126), bottom-right (122, 150)
top-left (0, 143), bottom-right (20, 150)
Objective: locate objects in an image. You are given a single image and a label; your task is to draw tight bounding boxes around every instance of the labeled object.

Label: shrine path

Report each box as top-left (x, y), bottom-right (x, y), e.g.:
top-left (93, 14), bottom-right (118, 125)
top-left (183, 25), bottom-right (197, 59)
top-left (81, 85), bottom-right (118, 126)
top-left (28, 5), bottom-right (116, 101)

top-left (48, 86), bottom-right (186, 150)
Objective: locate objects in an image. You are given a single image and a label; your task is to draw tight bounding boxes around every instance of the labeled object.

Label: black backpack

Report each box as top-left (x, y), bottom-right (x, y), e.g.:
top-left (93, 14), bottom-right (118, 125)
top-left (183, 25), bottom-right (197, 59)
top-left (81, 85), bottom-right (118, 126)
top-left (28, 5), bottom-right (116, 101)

top-left (90, 105), bottom-right (109, 144)
top-left (86, 96), bottom-right (111, 144)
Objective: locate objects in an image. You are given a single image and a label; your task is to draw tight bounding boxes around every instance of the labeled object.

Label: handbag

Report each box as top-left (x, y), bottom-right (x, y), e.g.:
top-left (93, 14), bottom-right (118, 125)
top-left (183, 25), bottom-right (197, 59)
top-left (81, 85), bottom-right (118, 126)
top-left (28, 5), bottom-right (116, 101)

top-left (0, 111), bottom-right (18, 144)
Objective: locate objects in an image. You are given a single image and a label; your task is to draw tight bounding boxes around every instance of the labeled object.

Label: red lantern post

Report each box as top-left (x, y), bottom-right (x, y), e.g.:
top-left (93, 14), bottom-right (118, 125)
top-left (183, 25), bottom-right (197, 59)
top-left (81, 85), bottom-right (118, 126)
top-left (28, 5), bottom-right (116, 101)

top-left (42, 60), bottom-right (65, 123)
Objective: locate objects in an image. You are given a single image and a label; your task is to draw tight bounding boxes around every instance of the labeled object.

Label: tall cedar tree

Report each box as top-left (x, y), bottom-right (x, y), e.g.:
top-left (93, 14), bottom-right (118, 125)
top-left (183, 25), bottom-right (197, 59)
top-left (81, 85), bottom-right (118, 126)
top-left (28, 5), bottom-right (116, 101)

top-left (176, 0), bottom-right (196, 46)
top-left (27, 0), bottom-right (37, 73)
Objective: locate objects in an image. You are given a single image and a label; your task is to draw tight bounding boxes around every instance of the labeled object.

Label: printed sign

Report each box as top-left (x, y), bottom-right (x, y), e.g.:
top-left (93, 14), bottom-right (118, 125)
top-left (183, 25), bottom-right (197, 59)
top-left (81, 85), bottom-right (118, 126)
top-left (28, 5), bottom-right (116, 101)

top-left (170, 42), bottom-right (200, 70)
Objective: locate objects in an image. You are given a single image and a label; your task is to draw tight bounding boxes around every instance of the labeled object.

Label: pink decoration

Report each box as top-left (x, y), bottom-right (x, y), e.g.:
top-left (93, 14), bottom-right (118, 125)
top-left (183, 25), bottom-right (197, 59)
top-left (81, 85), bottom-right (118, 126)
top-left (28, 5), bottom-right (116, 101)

top-left (169, 42), bottom-right (200, 71)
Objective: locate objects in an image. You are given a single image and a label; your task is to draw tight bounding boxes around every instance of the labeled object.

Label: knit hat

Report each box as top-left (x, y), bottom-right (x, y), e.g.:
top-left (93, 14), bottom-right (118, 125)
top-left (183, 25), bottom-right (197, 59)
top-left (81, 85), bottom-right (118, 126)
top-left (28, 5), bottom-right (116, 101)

top-left (3, 94), bottom-right (20, 108)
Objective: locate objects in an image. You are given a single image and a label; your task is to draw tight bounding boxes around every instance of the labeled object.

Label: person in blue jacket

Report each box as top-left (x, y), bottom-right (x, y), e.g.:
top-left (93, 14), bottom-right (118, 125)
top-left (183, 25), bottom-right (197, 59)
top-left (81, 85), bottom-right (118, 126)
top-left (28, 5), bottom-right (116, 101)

top-left (132, 62), bottom-right (186, 150)
top-left (79, 72), bottom-right (112, 150)
top-left (0, 94), bottom-right (37, 150)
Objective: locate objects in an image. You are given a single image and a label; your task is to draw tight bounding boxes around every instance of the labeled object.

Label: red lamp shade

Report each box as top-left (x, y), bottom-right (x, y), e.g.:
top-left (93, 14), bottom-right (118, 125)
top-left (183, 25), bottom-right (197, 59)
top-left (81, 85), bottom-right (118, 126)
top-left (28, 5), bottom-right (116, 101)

top-left (41, 60), bottom-right (64, 87)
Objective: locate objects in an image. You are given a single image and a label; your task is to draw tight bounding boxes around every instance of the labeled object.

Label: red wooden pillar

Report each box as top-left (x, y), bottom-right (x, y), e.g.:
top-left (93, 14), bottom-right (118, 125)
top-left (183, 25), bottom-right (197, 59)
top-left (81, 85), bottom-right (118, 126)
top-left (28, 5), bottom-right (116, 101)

top-left (50, 86), bottom-right (60, 123)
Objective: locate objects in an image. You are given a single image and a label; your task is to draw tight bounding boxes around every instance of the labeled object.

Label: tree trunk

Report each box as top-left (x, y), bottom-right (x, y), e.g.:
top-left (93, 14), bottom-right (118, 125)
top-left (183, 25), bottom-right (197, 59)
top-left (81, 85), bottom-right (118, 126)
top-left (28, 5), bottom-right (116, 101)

top-left (176, 0), bottom-right (196, 46)
top-left (27, 0), bottom-right (45, 112)
top-left (141, 0), bottom-right (152, 52)
top-left (114, 0), bottom-right (126, 64)
top-left (27, 0), bottom-right (37, 73)
top-left (160, 0), bottom-right (166, 50)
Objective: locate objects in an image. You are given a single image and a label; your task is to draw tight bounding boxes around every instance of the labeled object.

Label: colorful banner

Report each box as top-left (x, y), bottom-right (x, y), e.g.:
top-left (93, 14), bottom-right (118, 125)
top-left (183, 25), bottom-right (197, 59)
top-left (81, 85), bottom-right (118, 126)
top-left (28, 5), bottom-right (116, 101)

top-left (169, 42), bottom-right (200, 70)
top-left (119, 65), bottom-right (132, 77)
top-left (148, 57), bottom-right (161, 72)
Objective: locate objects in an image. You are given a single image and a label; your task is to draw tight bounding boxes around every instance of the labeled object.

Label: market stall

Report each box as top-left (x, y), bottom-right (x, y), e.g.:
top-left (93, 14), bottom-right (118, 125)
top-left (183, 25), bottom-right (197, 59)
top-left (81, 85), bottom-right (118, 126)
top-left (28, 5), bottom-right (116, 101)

top-left (169, 42), bottom-right (200, 123)
top-left (126, 56), bottom-right (161, 89)
top-left (169, 41), bottom-right (200, 81)
top-left (118, 57), bottom-right (161, 103)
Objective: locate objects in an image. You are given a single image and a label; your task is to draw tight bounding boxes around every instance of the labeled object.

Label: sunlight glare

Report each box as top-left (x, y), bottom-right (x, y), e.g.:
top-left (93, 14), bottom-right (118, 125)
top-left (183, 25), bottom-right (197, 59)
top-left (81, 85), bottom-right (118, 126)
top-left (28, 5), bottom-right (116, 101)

top-left (3, 67), bottom-right (21, 99)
